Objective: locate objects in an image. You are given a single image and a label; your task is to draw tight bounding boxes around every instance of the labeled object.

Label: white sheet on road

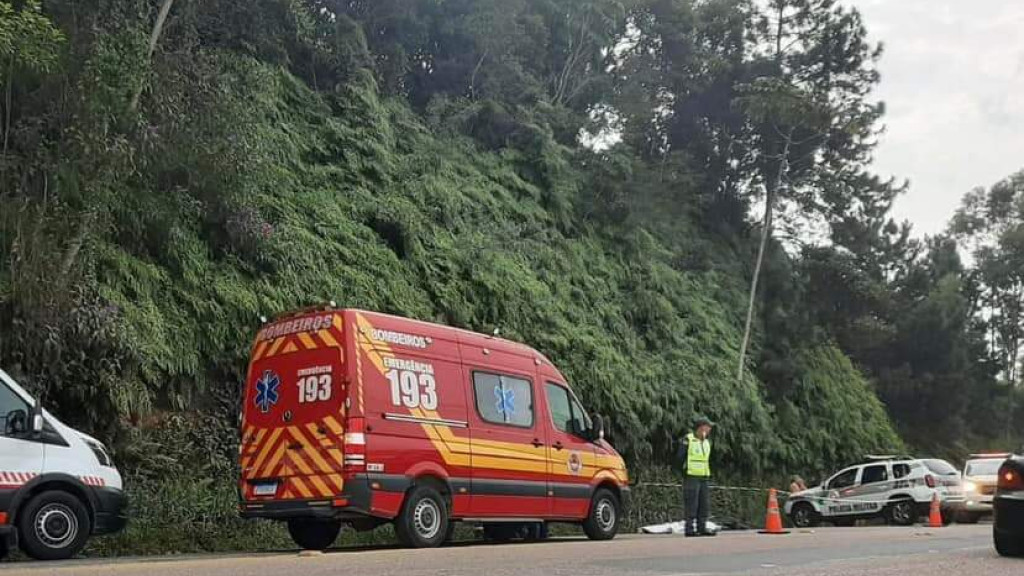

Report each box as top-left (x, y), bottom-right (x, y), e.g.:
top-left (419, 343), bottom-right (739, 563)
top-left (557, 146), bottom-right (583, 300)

top-left (640, 520), bottom-right (721, 534)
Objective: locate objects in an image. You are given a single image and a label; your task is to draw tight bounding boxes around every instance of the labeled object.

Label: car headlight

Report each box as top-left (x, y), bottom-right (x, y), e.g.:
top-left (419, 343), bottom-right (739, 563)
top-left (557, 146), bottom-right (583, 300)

top-left (963, 480), bottom-right (977, 493)
top-left (87, 440), bottom-right (113, 468)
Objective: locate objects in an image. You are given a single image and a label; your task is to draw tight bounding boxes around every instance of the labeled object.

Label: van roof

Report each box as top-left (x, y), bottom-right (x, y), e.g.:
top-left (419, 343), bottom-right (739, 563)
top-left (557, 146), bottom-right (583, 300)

top-left (351, 308), bottom-right (554, 363)
top-left (265, 307), bottom-right (557, 368)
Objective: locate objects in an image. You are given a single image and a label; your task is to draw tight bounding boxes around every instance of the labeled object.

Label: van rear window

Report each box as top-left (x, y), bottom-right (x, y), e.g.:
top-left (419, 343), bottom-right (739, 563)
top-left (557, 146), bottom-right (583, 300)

top-left (473, 372), bottom-right (533, 427)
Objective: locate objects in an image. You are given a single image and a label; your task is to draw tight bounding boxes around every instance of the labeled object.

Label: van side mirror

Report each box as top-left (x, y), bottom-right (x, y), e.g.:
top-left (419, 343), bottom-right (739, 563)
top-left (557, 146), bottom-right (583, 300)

top-left (30, 401), bottom-right (44, 435)
top-left (591, 414), bottom-right (605, 443)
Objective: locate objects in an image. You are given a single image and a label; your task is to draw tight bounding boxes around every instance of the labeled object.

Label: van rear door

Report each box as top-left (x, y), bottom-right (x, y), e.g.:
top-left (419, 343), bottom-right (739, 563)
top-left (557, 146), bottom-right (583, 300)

top-left (240, 311), bottom-right (347, 502)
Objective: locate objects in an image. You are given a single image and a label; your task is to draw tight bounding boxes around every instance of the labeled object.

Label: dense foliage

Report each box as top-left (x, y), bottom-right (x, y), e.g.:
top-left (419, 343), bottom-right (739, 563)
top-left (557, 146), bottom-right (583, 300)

top-left (0, 0), bottom-right (1017, 553)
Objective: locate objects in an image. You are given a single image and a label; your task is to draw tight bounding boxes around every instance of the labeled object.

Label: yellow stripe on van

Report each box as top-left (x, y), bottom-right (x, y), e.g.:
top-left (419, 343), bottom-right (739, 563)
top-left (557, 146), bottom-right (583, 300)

top-left (328, 474), bottom-right (345, 492)
top-left (318, 330), bottom-right (340, 348)
top-left (282, 342), bottom-right (299, 354)
top-left (259, 439), bottom-right (289, 478)
top-left (249, 428), bottom-right (283, 475)
top-left (297, 332), bottom-right (318, 350)
top-left (252, 341), bottom-right (270, 362)
top-left (308, 474), bottom-right (334, 498)
top-left (323, 416), bottom-right (344, 436)
top-left (301, 426), bottom-right (337, 473)
top-left (266, 337), bottom-right (286, 358)
top-left (290, 476), bottom-right (314, 499)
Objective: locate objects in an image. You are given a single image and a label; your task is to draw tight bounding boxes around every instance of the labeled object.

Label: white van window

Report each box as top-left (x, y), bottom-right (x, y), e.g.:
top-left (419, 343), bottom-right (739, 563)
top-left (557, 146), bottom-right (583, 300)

top-left (0, 382), bottom-right (30, 436)
top-left (473, 372), bottom-right (533, 427)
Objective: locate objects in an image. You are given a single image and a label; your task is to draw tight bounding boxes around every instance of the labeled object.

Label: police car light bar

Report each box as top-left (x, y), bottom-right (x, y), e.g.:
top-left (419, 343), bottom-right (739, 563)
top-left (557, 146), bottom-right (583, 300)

top-left (967, 453), bottom-right (1011, 460)
top-left (864, 454), bottom-right (913, 462)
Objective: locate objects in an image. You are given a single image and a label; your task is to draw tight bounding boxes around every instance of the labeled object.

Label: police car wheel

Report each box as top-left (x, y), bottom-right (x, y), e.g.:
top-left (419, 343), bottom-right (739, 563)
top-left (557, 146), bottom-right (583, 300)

top-left (287, 519), bottom-right (341, 551)
top-left (583, 488), bottom-right (620, 541)
top-left (885, 500), bottom-right (915, 526)
top-left (790, 503), bottom-right (820, 528)
top-left (17, 491), bottom-right (91, 561)
top-left (395, 485), bottom-right (448, 548)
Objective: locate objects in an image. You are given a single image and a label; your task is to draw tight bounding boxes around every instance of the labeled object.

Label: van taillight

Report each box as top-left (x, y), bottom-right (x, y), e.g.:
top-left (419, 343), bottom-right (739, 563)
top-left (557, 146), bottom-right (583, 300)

top-left (343, 417), bottom-right (366, 472)
top-left (998, 465), bottom-right (1024, 491)
top-left (925, 475), bottom-right (935, 488)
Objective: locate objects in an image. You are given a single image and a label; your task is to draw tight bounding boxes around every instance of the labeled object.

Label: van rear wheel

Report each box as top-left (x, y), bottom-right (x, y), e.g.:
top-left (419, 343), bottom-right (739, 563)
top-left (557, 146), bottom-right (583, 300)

top-left (287, 519), bottom-right (341, 551)
top-left (395, 485), bottom-right (448, 548)
top-left (583, 488), bottom-right (620, 541)
top-left (17, 490), bottom-right (91, 561)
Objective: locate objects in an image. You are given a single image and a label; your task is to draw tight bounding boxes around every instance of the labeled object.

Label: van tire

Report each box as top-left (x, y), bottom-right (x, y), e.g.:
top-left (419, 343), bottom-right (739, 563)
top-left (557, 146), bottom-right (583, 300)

top-left (583, 488), bottom-right (620, 541)
top-left (287, 519), bottom-right (341, 551)
top-left (17, 490), bottom-right (91, 561)
top-left (395, 485), bottom-right (448, 548)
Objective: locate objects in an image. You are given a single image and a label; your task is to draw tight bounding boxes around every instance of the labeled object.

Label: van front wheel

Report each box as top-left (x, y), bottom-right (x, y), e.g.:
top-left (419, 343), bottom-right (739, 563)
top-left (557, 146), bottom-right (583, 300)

top-left (395, 485), bottom-right (448, 548)
top-left (17, 491), bottom-right (91, 561)
top-left (287, 519), bottom-right (341, 551)
top-left (583, 488), bottom-right (620, 541)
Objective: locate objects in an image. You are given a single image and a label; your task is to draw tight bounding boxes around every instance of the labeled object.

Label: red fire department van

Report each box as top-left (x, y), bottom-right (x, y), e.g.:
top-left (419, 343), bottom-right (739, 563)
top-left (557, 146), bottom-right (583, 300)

top-left (238, 308), bottom-right (629, 549)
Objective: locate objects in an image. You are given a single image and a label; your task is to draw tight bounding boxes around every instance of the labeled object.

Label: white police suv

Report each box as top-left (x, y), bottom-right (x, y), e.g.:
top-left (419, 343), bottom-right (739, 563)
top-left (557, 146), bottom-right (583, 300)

top-left (0, 368), bottom-right (126, 560)
top-left (784, 456), bottom-right (964, 528)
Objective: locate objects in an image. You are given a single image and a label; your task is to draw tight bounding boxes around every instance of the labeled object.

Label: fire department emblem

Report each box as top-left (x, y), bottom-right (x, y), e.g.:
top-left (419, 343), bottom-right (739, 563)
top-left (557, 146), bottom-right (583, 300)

top-left (255, 370), bottom-right (281, 414)
top-left (568, 451), bottom-right (583, 475)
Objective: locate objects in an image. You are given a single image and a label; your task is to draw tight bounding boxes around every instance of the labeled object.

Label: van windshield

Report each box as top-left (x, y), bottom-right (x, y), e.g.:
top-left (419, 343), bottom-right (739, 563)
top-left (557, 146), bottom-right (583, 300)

top-left (965, 459), bottom-right (1003, 476)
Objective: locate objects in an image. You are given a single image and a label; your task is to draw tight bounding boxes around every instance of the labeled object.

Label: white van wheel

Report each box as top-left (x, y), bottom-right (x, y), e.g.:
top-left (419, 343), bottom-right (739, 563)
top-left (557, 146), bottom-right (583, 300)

top-left (17, 491), bottom-right (91, 561)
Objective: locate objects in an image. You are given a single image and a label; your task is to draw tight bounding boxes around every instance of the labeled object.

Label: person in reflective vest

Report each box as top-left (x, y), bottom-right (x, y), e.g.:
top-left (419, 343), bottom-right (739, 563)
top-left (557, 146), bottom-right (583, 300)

top-left (679, 416), bottom-right (715, 537)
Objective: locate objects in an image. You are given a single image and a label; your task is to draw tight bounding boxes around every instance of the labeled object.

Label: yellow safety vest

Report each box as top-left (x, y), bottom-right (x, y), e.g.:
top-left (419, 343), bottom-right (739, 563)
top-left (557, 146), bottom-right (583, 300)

top-left (686, 433), bottom-right (711, 477)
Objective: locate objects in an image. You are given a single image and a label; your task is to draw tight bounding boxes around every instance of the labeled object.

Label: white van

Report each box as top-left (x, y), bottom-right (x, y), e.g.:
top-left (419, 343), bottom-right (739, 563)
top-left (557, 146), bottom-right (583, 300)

top-left (0, 368), bottom-right (126, 560)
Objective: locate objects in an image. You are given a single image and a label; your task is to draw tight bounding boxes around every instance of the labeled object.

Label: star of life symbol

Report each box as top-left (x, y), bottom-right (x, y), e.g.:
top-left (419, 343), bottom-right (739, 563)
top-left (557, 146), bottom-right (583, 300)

top-left (255, 370), bottom-right (280, 414)
top-left (494, 385), bottom-right (515, 417)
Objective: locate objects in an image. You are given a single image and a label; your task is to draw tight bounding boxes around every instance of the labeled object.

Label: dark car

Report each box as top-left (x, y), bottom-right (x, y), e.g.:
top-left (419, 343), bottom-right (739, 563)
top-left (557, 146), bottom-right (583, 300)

top-left (994, 455), bottom-right (1024, 557)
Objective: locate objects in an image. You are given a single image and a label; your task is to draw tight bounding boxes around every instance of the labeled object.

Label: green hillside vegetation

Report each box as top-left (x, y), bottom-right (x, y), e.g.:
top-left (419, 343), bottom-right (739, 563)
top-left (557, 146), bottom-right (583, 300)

top-left (0, 0), bottom-right (1017, 553)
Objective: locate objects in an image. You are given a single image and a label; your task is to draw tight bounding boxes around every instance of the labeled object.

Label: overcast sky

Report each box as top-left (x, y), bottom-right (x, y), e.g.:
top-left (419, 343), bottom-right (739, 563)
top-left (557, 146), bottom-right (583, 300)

top-left (850, 0), bottom-right (1024, 236)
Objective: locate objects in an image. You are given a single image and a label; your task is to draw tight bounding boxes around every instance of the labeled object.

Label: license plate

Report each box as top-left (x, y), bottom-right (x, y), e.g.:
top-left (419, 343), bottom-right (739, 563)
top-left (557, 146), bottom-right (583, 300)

top-left (253, 482), bottom-right (278, 496)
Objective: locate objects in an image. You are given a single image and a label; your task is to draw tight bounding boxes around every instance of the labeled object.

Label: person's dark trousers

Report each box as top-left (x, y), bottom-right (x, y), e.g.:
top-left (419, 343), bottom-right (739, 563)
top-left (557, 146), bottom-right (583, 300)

top-left (684, 476), bottom-right (711, 535)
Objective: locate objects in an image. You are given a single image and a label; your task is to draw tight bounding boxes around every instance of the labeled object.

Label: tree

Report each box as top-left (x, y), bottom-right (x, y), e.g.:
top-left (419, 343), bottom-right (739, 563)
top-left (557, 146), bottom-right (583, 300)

top-left (735, 0), bottom-right (886, 380)
top-left (951, 172), bottom-right (1024, 389)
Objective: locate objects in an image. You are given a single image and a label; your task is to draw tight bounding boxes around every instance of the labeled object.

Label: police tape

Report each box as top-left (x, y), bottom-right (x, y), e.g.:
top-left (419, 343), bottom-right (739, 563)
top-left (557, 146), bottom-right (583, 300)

top-left (635, 483), bottom-right (944, 507)
top-left (634, 482), bottom-right (791, 495)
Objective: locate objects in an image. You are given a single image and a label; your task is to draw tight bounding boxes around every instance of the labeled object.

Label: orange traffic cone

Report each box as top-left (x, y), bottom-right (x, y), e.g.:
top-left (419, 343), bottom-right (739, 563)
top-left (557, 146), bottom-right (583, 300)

top-left (758, 488), bottom-right (790, 535)
top-left (926, 492), bottom-right (944, 528)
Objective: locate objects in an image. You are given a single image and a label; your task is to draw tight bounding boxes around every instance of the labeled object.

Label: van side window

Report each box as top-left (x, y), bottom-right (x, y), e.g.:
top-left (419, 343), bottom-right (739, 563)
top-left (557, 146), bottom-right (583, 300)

top-left (0, 383), bottom-right (30, 437)
top-left (892, 463), bottom-right (911, 479)
top-left (473, 372), bottom-right (533, 427)
top-left (546, 383), bottom-right (592, 437)
top-left (546, 384), bottom-right (572, 433)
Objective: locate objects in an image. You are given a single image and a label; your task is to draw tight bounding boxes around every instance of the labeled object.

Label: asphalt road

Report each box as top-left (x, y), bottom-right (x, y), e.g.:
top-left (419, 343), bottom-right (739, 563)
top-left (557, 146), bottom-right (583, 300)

top-left (0, 525), bottom-right (1016, 576)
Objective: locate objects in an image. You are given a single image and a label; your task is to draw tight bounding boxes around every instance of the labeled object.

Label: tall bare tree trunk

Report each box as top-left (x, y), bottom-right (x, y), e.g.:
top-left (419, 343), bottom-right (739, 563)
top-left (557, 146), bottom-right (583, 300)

top-left (128, 0), bottom-right (176, 113)
top-left (737, 137), bottom-right (791, 381)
